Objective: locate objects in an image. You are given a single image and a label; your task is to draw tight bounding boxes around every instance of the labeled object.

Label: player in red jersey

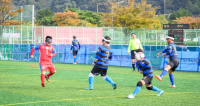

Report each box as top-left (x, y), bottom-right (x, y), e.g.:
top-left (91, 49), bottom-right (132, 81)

top-left (30, 36), bottom-right (57, 87)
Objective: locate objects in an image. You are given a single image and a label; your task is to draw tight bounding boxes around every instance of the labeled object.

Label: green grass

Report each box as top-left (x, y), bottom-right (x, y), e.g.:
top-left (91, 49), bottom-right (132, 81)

top-left (0, 61), bottom-right (200, 106)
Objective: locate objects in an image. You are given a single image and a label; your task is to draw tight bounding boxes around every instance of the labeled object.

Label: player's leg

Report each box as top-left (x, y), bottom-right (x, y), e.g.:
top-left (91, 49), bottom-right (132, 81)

top-left (131, 50), bottom-right (136, 72)
top-left (169, 70), bottom-right (175, 87)
top-left (75, 51), bottom-right (78, 64)
top-left (146, 85), bottom-right (164, 96)
top-left (46, 64), bottom-right (56, 82)
top-left (155, 64), bottom-right (172, 81)
top-left (127, 80), bottom-right (144, 99)
top-left (40, 63), bottom-right (47, 87)
top-left (86, 66), bottom-right (100, 90)
top-left (101, 75), bottom-right (117, 89)
top-left (73, 51), bottom-right (76, 64)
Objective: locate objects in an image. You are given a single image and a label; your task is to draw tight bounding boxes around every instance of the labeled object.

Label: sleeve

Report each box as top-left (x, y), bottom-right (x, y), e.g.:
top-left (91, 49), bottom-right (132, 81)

top-left (128, 40), bottom-right (131, 53)
top-left (71, 41), bottom-right (73, 50)
top-left (95, 47), bottom-right (101, 59)
top-left (162, 46), bottom-right (168, 53)
top-left (139, 40), bottom-right (143, 50)
top-left (30, 44), bottom-right (40, 56)
top-left (136, 62), bottom-right (141, 71)
top-left (51, 47), bottom-right (57, 57)
top-left (78, 42), bottom-right (81, 49)
top-left (166, 46), bottom-right (172, 55)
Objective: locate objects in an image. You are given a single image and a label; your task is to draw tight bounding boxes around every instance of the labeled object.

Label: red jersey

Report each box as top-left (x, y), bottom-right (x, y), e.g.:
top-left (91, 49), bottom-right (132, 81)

top-left (30, 44), bottom-right (56, 64)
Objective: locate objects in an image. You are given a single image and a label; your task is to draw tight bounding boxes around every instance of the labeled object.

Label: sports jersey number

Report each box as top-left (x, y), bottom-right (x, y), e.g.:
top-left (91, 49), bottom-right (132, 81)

top-left (105, 51), bottom-right (110, 59)
top-left (46, 50), bottom-right (49, 54)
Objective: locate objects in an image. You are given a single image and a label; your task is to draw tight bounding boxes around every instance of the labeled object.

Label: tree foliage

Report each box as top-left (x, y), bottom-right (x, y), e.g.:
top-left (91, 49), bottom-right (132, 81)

top-left (174, 16), bottom-right (200, 29)
top-left (169, 8), bottom-right (191, 21)
top-left (36, 8), bottom-right (54, 26)
top-left (0, 0), bottom-right (24, 25)
top-left (53, 10), bottom-right (80, 26)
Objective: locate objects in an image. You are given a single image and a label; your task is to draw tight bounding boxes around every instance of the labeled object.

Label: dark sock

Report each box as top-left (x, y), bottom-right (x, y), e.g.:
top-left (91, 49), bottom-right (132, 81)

top-left (132, 64), bottom-right (135, 71)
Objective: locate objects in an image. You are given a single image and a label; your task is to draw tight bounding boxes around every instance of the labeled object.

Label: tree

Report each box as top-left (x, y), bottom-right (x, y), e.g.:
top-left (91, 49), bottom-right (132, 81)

top-left (36, 8), bottom-right (54, 26)
top-left (53, 10), bottom-right (80, 26)
top-left (174, 16), bottom-right (200, 29)
top-left (169, 8), bottom-right (191, 20)
top-left (103, 0), bottom-right (161, 42)
top-left (0, 0), bottom-right (24, 44)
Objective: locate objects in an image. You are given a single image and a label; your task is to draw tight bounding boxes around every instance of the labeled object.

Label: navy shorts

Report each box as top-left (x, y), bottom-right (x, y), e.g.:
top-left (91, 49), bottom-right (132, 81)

top-left (91, 65), bottom-right (107, 76)
top-left (167, 58), bottom-right (179, 71)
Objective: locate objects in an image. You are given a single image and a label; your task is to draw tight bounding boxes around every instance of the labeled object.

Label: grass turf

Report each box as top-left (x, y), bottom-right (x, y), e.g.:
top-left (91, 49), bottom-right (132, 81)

top-left (0, 61), bottom-right (200, 106)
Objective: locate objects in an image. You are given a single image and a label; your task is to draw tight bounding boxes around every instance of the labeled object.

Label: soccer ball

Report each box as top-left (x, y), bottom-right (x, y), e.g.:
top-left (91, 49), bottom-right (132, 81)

top-left (135, 52), bottom-right (145, 61)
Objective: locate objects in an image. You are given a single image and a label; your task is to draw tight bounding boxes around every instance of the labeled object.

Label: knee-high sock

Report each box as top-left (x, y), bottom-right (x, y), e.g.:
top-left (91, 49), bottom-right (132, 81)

top-left (132, 86), bottom-right (141, 96)
top-left (89, 77), bottom-right (94, 87)
top-left (169, 74), bottom-right (174, 85)
top-left (132, 63), bottom-right (135, 70)
top-left (74, 57), bottom-right (76, 63)
top-left (105, 76), bottom-right (115, 85)
top-left (47, 72), bottom-right (54, 77)
top-left (41, 74), bottom-right (45, 83)
top-left (160, 70), bottom-right (168, 78)
top-left (152, 86), bottom-right (162, 92)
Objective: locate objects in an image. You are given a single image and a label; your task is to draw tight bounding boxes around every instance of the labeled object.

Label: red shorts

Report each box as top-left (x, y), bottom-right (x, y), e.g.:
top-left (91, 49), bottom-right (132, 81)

top-left (39, 62), bottom-right (56, 72)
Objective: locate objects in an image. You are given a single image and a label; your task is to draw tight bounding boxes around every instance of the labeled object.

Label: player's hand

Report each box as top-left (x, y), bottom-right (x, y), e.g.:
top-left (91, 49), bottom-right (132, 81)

top-left (70, 50), bottom-right (71, 53)
top-left (50, 54), bottom-right (53, 57)
top-left (30, 55), bottom-right (34, 58)
top-left (128, 52), bottom-right (130, 55)
top-left (156, 53), bottom-right (160, 58)
top-left (91, 63), bottom-right (95, 66)
top-left (162, 54), bottom-right (165, 57)
top-left (140, 71), bottom-right (143, 74)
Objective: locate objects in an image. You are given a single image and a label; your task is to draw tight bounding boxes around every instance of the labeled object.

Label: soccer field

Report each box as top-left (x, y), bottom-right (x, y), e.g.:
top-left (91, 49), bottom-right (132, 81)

top-left (0, 61), bottom-right (200, 106)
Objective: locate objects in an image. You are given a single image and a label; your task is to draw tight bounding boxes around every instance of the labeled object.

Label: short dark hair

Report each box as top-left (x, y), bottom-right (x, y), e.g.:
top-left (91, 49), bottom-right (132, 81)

top-left (46, 36), bottom-right (52, 39)
top-left (104, 36), bottom-right (111, 44)
top-left (73, 36), bottom-right (76, 39)
top-left (131, 33), bottom-right (136, 36)
top-left (135, 49), bottom-right (143, 53)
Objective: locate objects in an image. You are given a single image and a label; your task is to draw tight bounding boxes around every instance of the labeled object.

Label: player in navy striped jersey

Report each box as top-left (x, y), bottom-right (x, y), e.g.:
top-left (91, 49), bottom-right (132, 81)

top-left (127, 49), bottom-right (163, 98)
top-left (86, 36), bottom-right (117, 90)
top-left (155, 36), bottom-right (179, 88)
top-left (70, 36), bottom-right (81, 64)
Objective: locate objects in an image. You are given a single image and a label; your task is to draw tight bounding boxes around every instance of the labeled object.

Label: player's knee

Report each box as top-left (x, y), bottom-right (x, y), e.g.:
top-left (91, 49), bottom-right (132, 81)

top-left (89, 72), bottom-right (94, 77)
top-left (146, 86), bottom-right (153, 90)
top-left (52, 71), bottom-right (56, 74)
top-left (137, 81), bottom-right (143, 87)
top-left (101, 76), bottom-right (106, 80)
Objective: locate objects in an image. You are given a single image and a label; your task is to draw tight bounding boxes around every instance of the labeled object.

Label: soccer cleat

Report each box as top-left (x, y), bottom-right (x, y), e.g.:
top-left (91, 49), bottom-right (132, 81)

top-left (157, 91), bottom-right (164, 96)
top-left (112, 83), bottom-right (117, 89)
top-left (132, 70), bottom-right (135, 72)
top-left (154, 75), bottom-right (162, 81)
top-left (127, 94), bottom-right (134, 99)
top-left (45, 75), bottom-right (50, 82)
top-left (76, 60), bottom-right (78, 64)
top-left (170, 85), bottom-right (176, 88)
top-left (86, 86), bottom-right (93, 90)
top-left (41, 83), bottom-right (45, 87)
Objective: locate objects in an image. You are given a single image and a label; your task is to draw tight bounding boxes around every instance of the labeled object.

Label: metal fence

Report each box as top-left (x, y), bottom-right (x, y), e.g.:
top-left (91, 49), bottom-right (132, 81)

top-left (1, 25), bottom-right (200, 46)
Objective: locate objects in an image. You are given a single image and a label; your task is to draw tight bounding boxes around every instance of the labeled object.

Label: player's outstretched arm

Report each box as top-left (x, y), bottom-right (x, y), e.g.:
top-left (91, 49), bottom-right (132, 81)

top-left (30, 44), bottom-right (40, 58)
top-left (50, 49), bottom-right (57, 57)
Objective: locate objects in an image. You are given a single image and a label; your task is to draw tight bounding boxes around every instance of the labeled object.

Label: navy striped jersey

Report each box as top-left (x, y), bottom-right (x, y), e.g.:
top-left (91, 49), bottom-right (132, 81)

top-left (71, 40), bottom-right (80, 51)
top-left (95, 45), bottom-right (113, 69)
top-left (162, 42), bottom-right (178, 59)
top-left (136, 58), bottom-right (153, 77)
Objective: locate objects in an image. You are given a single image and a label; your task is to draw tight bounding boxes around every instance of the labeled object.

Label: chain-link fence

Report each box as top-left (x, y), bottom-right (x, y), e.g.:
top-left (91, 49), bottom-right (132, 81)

top-left (1, 25), bottom-right (200, 46)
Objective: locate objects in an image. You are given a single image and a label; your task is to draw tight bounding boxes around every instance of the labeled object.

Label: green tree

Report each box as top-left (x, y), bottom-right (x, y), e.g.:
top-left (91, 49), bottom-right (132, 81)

top-left (36, 8), bottom-right (54, 26)
top-left (169, 8), bottom-right (191, 20)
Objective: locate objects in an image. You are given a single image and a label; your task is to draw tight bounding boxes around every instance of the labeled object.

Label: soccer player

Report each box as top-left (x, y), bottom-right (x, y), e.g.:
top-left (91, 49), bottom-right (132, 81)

top-left (30, 36), bottom-right (57, 87)
top-left (70, 36), bottom-right (81, 64)
top-left (128, 33), bottom-right (143, 72)
top-left (127, 49), bottom-right (164, 99)
top-left (86, 36), bottom-right (117, 90)
top-left (154, 36), bottom-right (179, 88)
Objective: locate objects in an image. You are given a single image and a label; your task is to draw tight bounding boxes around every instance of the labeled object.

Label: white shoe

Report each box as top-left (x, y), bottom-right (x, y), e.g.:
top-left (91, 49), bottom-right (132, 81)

top-left (127, 94), bottom-right (134, 99)
top-left (73, 63), bottom-right (77, 64)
